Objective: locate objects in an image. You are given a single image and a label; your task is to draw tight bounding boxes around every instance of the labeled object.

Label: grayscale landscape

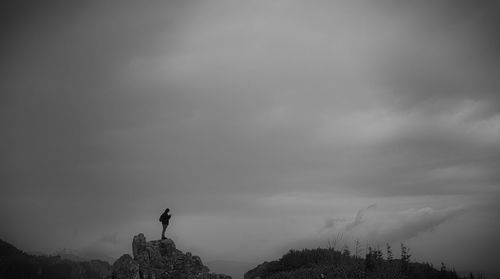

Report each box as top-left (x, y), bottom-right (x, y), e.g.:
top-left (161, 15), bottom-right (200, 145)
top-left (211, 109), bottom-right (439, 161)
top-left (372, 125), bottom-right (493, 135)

top-left (1, 1), bottom-right (500, 279)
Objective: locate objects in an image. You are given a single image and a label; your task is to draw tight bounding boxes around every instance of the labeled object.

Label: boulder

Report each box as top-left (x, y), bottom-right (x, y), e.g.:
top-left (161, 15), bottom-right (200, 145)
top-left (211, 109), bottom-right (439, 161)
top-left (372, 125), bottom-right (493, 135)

top-left (133, 234), bottom-right (165, 268)
top-left (111, 234), bottom-right (231, 279)
top-left (110, 254), bottom-right (139, 279)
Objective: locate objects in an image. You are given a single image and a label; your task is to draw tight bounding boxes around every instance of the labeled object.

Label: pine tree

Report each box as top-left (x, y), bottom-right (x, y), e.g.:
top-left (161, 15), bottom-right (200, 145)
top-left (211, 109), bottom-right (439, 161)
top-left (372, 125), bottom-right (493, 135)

top-left (401, 243), bottom-right (411, 277)
top-left (386, 243), bottom-right (393, 261)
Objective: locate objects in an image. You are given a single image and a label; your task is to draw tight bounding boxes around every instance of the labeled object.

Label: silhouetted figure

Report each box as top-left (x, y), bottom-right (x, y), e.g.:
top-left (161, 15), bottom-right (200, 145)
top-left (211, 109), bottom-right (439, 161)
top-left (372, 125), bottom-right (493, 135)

top-left (159, 208), bottom-right (171, 239)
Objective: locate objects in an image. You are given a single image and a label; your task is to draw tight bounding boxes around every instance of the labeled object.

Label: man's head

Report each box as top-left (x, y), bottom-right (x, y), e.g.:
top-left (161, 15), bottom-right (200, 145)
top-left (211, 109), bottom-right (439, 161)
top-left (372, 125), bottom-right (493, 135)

top-left (165, 208), bottom-right (170, 213)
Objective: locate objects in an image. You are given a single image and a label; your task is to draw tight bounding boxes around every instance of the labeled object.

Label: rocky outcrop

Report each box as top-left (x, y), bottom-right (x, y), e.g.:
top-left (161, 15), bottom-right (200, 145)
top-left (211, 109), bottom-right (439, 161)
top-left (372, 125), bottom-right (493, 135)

top-left (109, 234), bottom-right (231, 279)
top-left (111, 254), bottom-right (140, 279)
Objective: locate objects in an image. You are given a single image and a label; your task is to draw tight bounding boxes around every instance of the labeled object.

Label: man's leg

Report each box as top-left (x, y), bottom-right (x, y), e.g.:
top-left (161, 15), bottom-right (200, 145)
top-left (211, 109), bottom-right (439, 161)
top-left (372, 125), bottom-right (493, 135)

top-left (162, 223), bottom-right (167, 239)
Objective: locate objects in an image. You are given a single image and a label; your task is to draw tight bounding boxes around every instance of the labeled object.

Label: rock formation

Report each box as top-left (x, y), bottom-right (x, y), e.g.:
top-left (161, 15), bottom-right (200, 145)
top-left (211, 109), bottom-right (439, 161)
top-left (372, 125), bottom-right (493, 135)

top-left (109, 234), bottom-right (231, 279)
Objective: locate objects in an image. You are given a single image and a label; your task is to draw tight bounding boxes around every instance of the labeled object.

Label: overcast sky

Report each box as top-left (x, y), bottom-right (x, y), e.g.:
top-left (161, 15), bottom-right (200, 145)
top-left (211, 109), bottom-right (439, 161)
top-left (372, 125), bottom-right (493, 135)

top-left (1, 0), bottom-right (500, 275)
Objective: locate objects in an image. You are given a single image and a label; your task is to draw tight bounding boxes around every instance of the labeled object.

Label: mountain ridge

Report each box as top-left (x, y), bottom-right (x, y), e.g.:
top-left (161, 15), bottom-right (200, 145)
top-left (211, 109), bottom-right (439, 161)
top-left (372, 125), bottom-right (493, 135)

top-left (244, 246), bottom-right (485, 279)
top-left (0, 238), bottom-right (112, 279)
top-left (1, 237), bottom-right (491, 279)
top-left (0, 234), bottom-right (231, 279)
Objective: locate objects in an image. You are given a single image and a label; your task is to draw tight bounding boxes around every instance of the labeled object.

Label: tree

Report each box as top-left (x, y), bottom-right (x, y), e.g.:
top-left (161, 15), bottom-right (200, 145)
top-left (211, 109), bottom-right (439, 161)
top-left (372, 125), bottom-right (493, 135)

top-left (386, 243), bottom-right (393, 261)
top-left (401, 243), bottom-right (411, 277)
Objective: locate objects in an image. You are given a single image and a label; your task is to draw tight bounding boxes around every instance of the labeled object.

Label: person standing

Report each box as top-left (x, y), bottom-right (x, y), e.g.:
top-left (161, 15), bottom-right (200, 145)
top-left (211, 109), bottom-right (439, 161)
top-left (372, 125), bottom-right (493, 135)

top-left (159, 208), bottom-right (171, 240)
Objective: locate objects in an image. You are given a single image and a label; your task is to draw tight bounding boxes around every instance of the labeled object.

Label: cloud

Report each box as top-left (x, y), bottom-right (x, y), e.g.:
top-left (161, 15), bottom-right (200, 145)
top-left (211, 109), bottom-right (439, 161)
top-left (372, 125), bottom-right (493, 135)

top-left (280, 203), bottom-right (466, 256)
top-left (98, 233), bottom-right (119, 245)
top-left (339, 205), bottom-right (467, 245)
top-left (323, 217), bottom-right (336, 230)
top-left (364, 207), bottom-right (466, 244)
top-left (345, 204), bottom-right (377, 231)
top-left (77, 232), bottom-right (122, 262)
top-left (319, 217), bottom-right (347, 235)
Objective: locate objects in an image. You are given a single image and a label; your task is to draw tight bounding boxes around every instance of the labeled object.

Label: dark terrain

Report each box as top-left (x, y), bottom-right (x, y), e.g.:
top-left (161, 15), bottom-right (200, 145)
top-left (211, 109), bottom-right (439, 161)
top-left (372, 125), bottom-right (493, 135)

top-left (0, 238), bottom-right (111, 279)
top-left (0, 238), bottom-right (487, 279)
top-left (0, 235), bottom-right (230, 279)
top-left (245, 245), bottom-right (485, 279)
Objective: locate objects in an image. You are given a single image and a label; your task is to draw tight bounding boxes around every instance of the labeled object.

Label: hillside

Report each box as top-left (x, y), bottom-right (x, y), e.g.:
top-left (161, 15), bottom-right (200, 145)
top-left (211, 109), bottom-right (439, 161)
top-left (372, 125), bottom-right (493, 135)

top-left (1, 237), bottom-right (489, 279)
top-left (0, 238), bottom-right (112, 279)
top-left (0, 235), bottom-right (231, 279)
top-left (244, 245), bottom-right (485, 279)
